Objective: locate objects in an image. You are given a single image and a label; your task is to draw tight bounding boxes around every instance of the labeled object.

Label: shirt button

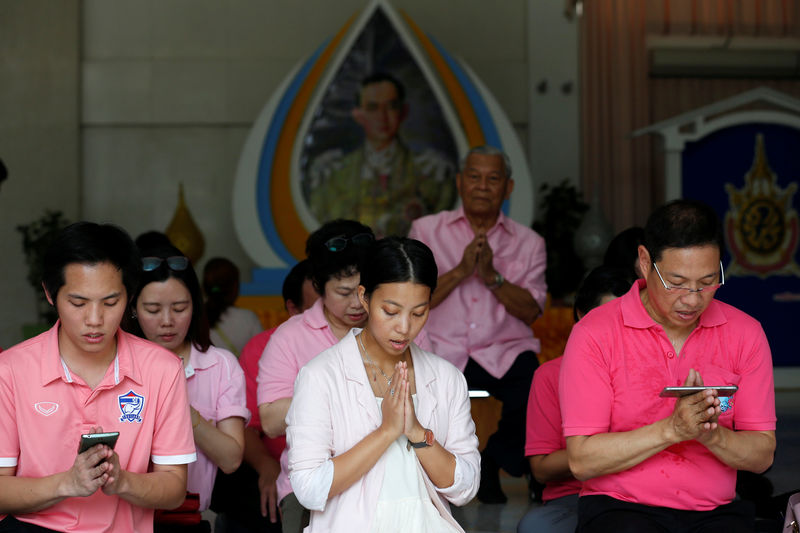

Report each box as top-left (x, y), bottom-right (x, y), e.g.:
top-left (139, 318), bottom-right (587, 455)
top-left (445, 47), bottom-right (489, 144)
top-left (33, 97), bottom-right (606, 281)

top-left (667, 351), bottom-right (675, 358)
top-left (469, 323), bottom-right (476, 329)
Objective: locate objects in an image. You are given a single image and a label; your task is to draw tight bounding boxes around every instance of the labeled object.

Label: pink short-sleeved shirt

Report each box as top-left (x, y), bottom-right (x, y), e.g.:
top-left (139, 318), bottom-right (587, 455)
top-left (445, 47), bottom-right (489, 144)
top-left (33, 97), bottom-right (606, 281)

top-left (409, 206), bottom-right (547, 378)
top-left (256, 299), bottom-right (339, 503)
top-left (184, 344), bottom-right (250, 511)
top-left (525, 357), bottom-right (581, 502)
top-left (0, 324), bottom-right (197, 533)
top-left (239, 328), bottom-right (285, 460)
top-left (560, 279), bottom-right (776, 511)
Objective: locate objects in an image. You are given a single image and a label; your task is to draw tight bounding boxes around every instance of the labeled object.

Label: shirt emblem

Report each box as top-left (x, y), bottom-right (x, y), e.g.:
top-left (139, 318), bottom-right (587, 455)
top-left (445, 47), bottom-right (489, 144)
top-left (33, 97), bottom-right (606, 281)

top-left (118, 390), bottom-right (145, 423)
top-left (720, 396), bottom-right (734, 413)
top-left (34, 402), bottom-right (59, 416)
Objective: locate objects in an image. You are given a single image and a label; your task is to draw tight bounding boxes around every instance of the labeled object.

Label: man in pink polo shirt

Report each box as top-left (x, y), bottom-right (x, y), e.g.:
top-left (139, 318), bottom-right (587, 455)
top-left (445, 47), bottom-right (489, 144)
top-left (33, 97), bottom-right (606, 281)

top-left (560, 200), bottom-right (776, 532)
top-left (0, 222), bottom-right (196, 533)
top-left (409, 145), bottom-right (547, 503)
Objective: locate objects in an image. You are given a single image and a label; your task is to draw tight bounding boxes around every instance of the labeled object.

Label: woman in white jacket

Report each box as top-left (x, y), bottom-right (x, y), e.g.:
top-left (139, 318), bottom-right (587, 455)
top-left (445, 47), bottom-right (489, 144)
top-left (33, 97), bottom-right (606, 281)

top-left (286, 237), bottom-right (480, 532)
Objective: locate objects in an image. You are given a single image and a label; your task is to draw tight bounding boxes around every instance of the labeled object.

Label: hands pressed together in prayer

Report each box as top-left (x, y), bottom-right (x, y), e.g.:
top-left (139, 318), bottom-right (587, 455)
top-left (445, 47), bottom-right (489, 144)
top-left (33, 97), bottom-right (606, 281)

top-left (379, 361), bottom-right (427, 445)
top-left (457, 231), bottom-right (497, 286)
top-left (667, 368), bottom-right (722, 444)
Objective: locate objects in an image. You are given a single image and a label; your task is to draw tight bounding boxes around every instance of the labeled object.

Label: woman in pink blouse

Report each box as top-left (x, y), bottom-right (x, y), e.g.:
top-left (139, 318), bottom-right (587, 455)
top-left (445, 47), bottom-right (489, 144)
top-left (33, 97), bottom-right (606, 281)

top-left (125, 245), bottom-right (248, 531)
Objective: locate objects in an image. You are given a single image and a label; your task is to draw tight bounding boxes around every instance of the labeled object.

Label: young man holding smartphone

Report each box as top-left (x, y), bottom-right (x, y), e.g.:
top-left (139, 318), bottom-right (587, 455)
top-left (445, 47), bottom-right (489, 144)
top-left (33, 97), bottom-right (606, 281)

top-left (0, 222), bottom-right (197, 532)
top-left (560, 200), bottom-right (776, 533)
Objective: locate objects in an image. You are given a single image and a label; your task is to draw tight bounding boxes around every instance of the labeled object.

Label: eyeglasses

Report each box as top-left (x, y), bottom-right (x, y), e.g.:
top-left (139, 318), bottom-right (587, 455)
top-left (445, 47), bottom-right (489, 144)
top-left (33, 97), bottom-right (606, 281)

top-left (142, 256), bottom-right (189, 272)
top-left (652, 261), bottom-right (725, 294)
top-left (324, 233), bottom-right (374, 252)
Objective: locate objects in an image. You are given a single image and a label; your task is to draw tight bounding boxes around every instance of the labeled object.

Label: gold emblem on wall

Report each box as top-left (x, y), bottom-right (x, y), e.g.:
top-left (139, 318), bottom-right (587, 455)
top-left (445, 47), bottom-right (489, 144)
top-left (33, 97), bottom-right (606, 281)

top-left (724, 134), bottom-right (799, 278)
top-left (165, 183), bottom-right (205, 265)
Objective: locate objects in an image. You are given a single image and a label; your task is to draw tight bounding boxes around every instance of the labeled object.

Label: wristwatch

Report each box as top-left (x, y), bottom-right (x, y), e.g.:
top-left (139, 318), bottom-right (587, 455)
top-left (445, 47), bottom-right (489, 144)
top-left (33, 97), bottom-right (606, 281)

top-left (485, 272), bottom-right (504, 290)
top-left (408, 428), bottom-right (434, 450)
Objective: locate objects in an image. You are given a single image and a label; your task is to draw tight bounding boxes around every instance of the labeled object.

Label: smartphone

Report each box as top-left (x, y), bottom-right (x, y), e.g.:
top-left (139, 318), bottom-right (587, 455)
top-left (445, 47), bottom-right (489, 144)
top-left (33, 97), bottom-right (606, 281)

top-left (77, 431), bottom-right (120, 454)
top-left (660, 386), bottom-right (738, 398)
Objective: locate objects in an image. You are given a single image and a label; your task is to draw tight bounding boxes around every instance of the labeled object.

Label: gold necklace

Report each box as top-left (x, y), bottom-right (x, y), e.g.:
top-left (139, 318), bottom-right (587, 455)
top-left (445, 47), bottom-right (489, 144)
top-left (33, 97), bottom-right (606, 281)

top-left (358, 332), bottom-right (393, 387)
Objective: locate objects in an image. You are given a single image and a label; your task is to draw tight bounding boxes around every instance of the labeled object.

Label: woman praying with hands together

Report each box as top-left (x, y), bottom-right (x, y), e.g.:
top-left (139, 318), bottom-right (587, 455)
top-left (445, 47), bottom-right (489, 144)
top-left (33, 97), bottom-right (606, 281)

top-left (286, 237), bottom-right (479, 533)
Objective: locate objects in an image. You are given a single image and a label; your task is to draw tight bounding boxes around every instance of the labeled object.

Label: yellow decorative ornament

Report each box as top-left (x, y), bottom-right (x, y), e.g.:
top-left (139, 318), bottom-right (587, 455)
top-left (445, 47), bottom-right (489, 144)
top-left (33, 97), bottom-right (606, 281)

top-left (165, 183), bottom-right (205, 265)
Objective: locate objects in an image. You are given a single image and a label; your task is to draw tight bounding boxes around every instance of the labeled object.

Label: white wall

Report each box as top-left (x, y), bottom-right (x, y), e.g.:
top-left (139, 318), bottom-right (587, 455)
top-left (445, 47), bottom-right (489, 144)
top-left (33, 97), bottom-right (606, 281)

top-left (0, 1), bottom-right (80, 349)
top-left (0, 0), bottom-right (580, 348)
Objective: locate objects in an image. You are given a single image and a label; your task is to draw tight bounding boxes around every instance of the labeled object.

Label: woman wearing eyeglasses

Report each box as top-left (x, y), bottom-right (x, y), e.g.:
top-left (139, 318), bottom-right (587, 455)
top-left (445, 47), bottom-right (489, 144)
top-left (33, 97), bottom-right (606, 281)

top-left (286, 237), bottom-right (479, 532)
top-left (124, 245), bottom-right (248, 532)
top-left (257, 219), bottom-right (379, 532)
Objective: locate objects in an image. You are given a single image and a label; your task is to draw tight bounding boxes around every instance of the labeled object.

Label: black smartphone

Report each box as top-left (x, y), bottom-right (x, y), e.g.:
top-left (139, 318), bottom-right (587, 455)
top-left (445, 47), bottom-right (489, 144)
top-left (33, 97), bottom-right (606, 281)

top-left (659, 386), bottom-right (738, 398)
top-left (77, 431), bottom-right (120, 454)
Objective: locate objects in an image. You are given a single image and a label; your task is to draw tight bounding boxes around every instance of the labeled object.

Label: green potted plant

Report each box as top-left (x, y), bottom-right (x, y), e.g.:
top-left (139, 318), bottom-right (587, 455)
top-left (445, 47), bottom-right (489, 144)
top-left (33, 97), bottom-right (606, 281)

top-left (532, 180), bottom-right (589, 304)
top-left (16, 210), bottom-right (70, 338)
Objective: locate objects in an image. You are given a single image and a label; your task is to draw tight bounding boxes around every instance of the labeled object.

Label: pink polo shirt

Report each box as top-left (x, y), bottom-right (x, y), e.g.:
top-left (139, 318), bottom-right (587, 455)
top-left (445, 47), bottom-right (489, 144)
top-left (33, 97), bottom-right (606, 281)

top-left (560, 279), bottom-right (776, 511)
top-left (185, 344), bottom-right (250, 511)
top-left (0, 323), bottom-right (197, 533)
top-left (240, 328), bottom-right (285, 461)
top-left (525, 356), bottom-right (581, 502)
top-left (409, 206), bottom-right (547, 378)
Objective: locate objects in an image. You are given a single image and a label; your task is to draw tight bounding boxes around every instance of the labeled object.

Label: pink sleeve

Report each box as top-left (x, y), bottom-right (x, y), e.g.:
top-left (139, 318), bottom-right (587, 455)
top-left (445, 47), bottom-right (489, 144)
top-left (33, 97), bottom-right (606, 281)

top-left (525, 359), bottom-right (564, 456)
top-left (257, 327), bottom-right (299, 405)
top-left (559, 322), bottom-right (613, 437)
top-left (240, 332), bottom-right (270, 430)
top-left (731, 323), bottom-right (776, 431)
top-left (151, 360), bottom-right (196, 463)
top-left (215, 350), bottom-right (250, 424)
top-left (517, 232), bottom-right (548, 312)
top-left (0, 362), bottom-right (19, 464)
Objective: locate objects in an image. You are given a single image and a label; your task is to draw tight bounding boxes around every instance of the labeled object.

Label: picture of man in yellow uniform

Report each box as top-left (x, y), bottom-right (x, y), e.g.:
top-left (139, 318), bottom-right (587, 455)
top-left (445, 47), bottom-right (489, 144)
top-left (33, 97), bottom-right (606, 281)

top-left (307, 72), bottom-right (456, 237)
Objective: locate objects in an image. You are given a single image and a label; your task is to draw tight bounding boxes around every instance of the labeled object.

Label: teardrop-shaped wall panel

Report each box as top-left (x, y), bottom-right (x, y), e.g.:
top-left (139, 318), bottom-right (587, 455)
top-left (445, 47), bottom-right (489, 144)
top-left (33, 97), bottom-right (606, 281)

top-left (234, 0), bottom-right (533, 294)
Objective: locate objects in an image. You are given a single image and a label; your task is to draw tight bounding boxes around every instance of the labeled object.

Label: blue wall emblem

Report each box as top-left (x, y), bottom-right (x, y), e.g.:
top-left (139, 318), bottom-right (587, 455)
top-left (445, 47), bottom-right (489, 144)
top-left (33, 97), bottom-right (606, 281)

top-left (118, 390), bottom-right (145, 423)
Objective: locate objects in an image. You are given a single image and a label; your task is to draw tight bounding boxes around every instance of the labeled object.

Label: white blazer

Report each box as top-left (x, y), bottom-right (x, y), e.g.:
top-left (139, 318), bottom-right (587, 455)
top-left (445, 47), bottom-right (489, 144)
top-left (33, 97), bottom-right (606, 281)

top-left (286, 329), bottom-right (480, 532)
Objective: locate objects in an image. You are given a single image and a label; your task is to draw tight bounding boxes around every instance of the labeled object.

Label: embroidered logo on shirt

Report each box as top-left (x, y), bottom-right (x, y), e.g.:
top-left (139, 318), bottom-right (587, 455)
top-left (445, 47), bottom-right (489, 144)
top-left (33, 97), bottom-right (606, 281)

top-left (118, 390), bottom-right (145, 423)
top-left (720, 396), bottom-right (734, 413)
top-left (34, 402), bottom-right (59, 416)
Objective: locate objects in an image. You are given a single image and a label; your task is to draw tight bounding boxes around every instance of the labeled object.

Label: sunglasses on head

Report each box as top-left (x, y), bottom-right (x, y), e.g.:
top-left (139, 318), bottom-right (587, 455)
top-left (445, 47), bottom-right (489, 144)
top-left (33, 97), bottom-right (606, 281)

top-left (324, 233), bottom-right (374, 252)
top-left (142, 256), bottom-right (189, 272)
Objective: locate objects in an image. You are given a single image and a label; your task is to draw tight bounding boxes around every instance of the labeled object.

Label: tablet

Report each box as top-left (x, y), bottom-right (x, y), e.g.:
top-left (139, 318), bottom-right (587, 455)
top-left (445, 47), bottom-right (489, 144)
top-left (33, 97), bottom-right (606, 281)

top-left (659, 386), bottom-right (738, 398)
top-left (77, 431), bottom-right (120, 454)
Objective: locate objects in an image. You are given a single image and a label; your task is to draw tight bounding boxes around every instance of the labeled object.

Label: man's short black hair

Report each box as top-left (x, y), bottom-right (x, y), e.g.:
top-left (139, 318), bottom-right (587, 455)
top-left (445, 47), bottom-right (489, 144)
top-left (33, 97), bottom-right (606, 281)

top-left (355, 72), bottom-right (406, 106)
top-left (282, 259), bottom-right (314, 309)
top-left (643, 199), bottom-right (724, 263)
top-left (306, 219), bottom-right (374, 294)
top-left (43, 221), bottom-right (141, 303)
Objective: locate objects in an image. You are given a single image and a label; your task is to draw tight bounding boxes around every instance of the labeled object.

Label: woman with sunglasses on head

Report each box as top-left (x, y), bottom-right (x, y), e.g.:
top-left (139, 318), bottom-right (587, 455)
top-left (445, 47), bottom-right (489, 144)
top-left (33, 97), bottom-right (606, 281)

top-left (124, 245), bottom-right (248, 532)
top-left (286, 237), bottom-right (479, 532)
top-left (257, 219), bottom-right (380, 533)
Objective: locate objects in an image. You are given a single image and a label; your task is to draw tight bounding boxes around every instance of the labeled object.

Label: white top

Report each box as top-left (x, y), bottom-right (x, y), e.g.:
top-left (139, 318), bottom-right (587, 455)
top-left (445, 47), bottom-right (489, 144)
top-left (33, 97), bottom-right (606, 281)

top-left (371, 396), bottom-right (462, 533)
top-left (210, 306), bottom-right (263, 357)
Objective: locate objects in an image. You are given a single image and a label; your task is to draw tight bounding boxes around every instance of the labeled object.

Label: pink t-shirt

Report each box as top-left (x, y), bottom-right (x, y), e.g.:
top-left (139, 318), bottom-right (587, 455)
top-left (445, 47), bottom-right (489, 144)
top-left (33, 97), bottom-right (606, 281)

top-left (185, 344), bottom-right (250, 511)
top-left (239, 328), bottom-right (285, 460)
top-left (0, 324), bottom-right (197, 533)
top-left (560, 279), bottom-right (776, 511)
top-left (409, 206), bottom-right (547, 378)
top-left (256, 299), bottom-right (339, 503)
top-left (525, 356), bottom-right (581, 502)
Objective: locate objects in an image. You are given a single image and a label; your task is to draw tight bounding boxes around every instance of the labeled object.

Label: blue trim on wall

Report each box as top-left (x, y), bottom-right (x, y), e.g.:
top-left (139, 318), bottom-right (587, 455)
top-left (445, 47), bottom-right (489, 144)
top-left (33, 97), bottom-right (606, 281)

top-left (256, 40), bottom-right (329, 265)
top-left (240, 267), bottom-right (292, 296)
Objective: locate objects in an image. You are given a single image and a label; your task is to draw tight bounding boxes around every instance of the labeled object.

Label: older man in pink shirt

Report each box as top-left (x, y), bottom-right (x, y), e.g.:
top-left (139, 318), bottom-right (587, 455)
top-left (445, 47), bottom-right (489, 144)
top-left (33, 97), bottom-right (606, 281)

top-left (409, 145), bottom-right (547, 504)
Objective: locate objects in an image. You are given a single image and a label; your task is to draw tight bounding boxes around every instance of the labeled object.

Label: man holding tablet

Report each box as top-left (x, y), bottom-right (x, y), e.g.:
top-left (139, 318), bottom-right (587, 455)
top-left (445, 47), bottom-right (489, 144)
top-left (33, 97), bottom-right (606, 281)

top-left (560, 199), bottom-right (776, 532)
top-left (0, 222), bottom-right (197, 532)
